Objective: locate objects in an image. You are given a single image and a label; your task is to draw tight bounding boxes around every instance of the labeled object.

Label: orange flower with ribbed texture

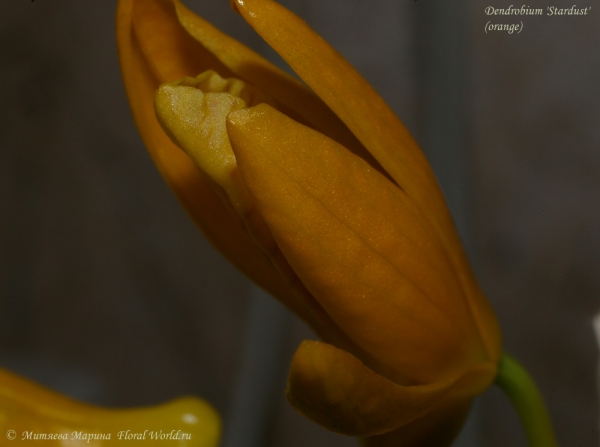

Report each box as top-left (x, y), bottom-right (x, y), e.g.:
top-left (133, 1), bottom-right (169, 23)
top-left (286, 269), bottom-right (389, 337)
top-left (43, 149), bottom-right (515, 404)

top-left (116, 0), bottom-right (502, 444)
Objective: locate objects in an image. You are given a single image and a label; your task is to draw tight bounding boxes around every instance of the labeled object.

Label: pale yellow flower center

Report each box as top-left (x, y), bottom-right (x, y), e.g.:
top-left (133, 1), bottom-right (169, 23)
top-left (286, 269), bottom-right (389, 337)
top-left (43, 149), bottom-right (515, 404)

top-left (154, 70), bottom-right (275, 211)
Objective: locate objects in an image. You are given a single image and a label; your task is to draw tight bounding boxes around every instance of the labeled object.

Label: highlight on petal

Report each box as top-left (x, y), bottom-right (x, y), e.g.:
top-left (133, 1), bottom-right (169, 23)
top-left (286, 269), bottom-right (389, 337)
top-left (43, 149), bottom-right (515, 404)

top-left (0, 368), bottom-right (220, 446)
top-left (287, 341), bottom-right (494, 439)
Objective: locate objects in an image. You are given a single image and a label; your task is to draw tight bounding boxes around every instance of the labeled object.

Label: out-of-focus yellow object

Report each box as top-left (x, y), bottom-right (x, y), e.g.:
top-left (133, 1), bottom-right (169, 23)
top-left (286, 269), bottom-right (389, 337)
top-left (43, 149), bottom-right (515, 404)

top-left (117, 0), bottom-right (502, 445)
top-left (0, 367), bottom-right (220, 446)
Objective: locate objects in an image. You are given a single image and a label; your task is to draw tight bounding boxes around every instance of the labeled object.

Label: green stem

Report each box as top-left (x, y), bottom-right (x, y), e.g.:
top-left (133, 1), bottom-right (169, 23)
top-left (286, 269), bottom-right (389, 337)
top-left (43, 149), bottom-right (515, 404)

top-left (494, 353), bottom-right (559, 447)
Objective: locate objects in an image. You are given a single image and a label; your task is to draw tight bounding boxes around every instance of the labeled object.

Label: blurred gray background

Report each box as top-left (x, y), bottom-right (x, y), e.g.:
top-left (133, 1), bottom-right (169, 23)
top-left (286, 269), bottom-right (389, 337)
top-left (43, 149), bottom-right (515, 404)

top-left (0, 0), bottom-right (598, 446)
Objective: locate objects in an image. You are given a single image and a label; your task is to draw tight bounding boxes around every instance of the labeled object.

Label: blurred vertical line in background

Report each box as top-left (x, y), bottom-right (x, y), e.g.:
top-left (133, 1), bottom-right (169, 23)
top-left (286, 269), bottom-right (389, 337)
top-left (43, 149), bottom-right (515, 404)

top-left (414, 0), bottom-right (470, 242)
top-left (221, 286), bottom-right (292, 447)
top-left (593, 312), bottom-right (600, 445)
top-left (414, 0), bottom-right (482, 446)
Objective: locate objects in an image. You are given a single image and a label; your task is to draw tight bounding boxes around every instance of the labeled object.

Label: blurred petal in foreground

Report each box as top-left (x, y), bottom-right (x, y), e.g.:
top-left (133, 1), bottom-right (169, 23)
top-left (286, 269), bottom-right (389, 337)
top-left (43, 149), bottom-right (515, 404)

top-left (0, 367), bottom-right (220, 446)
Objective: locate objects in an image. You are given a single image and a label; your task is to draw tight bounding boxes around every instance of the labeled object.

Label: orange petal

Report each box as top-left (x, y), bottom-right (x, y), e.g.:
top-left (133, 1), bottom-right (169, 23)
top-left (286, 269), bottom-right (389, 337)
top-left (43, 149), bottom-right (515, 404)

top-left (287, 340), bottom-right (495, 438)
top-left (231, 0), bottom-right (502, 362)
top-left (227, 104), bottom-right (486, 382)
top-left (117, 0), bottom-right (297, 309)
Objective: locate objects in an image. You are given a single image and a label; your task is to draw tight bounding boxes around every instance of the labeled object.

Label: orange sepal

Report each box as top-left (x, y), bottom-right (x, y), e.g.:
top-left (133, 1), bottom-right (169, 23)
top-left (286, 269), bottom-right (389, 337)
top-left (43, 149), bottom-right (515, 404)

top-left (227, 104), bottom-right (490, 383)
top-left (287, 340), bottom-right (494, 441)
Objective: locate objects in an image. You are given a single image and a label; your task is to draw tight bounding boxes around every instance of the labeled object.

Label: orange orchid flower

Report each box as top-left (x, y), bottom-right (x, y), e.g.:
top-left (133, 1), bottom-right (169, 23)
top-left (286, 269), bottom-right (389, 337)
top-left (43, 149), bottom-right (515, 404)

top-left (0, 367), bottom-right (220, 446)
top-left (116, 0), bottom-right (502, 445)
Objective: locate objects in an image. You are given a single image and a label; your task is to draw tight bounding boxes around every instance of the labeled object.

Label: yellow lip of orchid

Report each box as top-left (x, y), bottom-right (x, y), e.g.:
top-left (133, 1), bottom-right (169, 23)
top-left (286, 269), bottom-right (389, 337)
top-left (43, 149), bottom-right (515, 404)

top-left (117, 0), bottom-right (503, 445)
top-left (0, 367), bottom-right (220, 446)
